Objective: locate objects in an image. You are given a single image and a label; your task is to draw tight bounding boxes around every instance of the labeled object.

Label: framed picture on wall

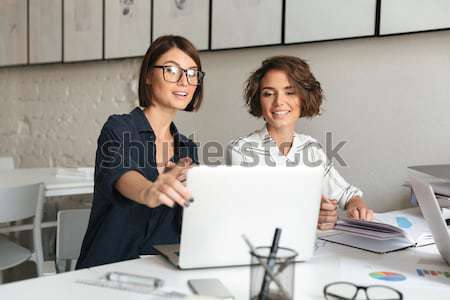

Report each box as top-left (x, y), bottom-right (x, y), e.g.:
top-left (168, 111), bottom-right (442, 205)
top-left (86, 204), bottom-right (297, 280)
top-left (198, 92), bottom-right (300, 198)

top-left (63, 0), bottom-right (103, 62)
top-left (285, 0), bottom-right (377, 44)
top-left (0, 0), bottom-right (28, 67)
top-left (153, 0), bottom-right (209, 50)
top-left (104, 0), bottom-right (151, 59)
top-left (379, 0), bottom-right (450, 35)
top-left (29, 0), bottom-right (63, 64)
top-left (211, 0), bottom-right (282, 50)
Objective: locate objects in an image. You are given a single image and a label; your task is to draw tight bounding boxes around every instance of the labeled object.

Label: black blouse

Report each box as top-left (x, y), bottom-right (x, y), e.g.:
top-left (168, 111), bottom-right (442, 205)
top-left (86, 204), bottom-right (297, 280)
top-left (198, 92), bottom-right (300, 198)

top-left (76, 107), bottom-right (197, 269)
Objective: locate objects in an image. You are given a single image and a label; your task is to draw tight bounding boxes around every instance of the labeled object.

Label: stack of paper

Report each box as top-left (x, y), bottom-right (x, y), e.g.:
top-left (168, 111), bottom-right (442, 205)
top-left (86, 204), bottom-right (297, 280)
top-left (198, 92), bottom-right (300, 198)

top-left (56, 167), bottom-right (94, 179)
top-left (321, 207), bottom-right (433, 253)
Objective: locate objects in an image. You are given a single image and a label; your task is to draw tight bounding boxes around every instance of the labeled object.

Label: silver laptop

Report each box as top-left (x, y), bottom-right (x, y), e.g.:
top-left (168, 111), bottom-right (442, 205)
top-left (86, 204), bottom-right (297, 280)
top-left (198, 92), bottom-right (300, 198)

top-left (154, 165), bottom-right (323, 269)
top-left (410, 176), bottom-right (450, 265)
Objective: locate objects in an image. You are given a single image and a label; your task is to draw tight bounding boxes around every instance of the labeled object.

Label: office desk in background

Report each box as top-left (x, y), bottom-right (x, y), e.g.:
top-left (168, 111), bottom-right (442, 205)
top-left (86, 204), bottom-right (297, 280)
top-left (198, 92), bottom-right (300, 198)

top-left (0, 238), bottom-right (449, 299)
top-left (0, 168), bottom-right (94, 232)
top-left (0, 168), bottom-right (94, 197)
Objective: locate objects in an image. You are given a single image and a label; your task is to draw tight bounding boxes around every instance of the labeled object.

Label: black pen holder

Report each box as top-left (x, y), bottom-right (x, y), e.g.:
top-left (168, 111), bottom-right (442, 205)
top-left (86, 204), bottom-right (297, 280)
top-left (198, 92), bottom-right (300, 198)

top-left (249, 246), bottom-right (297, 300)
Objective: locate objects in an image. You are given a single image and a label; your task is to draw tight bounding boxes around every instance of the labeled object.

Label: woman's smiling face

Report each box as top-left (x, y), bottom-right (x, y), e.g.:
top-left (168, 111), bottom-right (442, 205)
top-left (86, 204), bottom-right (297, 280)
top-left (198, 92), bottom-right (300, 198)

top-left (260, 69), bottom-right (301, 131)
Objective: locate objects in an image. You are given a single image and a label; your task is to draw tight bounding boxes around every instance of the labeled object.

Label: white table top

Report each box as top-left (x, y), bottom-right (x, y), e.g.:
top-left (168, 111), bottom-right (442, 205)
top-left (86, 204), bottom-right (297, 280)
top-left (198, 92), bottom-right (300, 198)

top-left (0, 168), bottom-right (94, 197)
top-left (1, 240), bottom-right (449, 299)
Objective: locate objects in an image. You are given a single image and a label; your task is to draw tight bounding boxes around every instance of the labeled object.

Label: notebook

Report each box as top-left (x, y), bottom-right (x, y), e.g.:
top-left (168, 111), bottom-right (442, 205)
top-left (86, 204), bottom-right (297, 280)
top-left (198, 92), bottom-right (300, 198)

top-left (320, 207), bottom-right (434, 254)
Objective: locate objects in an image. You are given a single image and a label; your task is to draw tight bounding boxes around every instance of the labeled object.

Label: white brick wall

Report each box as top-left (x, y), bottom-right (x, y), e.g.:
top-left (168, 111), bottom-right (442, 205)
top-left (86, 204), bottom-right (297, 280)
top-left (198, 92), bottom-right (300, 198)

top-left (0, 58), bottom-right (141, 168)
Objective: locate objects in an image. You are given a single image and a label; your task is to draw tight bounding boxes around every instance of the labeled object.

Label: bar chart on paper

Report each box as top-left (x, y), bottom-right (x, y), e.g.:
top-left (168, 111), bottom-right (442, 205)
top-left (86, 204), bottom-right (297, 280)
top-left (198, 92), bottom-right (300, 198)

top-left (416, 268), bottom-right (450, 279)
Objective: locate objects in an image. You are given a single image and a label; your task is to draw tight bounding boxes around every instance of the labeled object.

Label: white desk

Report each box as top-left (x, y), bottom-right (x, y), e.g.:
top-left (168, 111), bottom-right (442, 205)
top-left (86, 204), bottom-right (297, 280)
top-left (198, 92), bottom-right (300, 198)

top-left (0, 241), bottom-right (449, 299)
top-left (0, 168), bottom-right (94, 232)
top-left (0, 168), bottom-right (94, 197)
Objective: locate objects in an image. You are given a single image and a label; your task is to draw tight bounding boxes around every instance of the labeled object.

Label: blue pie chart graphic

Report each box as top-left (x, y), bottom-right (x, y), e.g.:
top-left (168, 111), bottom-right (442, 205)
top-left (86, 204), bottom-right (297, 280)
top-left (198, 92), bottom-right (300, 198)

top-left (370, 271), bottom-right (406, 282)
top-left (396, 216), bottom-right (412, 229)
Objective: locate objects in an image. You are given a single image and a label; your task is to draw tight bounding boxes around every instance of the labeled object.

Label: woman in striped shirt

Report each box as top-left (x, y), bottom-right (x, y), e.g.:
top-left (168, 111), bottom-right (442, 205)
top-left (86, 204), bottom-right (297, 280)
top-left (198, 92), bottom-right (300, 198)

top-left (227, 55), bottom-right (373, 230)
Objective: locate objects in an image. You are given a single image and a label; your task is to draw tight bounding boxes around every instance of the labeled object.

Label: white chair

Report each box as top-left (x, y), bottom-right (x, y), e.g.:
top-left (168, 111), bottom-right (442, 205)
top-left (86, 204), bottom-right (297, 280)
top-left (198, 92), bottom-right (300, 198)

top-left (0, 157), bottom-right (15, 170)
top-left (0, 157), bottom-right (17, 240)
top-left (0, 183), bottom-right (44, 283)
top-left (55, 208), bottom-right (91, 273)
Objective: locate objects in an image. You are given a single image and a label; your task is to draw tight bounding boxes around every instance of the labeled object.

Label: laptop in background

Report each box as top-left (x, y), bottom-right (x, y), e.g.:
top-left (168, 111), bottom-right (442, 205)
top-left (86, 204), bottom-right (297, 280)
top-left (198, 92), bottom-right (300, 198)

top-left (408, 164), bottom-right (450, 181)
top-left (154, 165), bottom-right (323, 269)
top-left (410, 176), bottom-right (450, 265)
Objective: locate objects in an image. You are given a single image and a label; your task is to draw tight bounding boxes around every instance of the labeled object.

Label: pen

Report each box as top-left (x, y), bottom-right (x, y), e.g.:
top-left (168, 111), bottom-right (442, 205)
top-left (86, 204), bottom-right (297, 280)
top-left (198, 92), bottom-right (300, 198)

top-left (259, 228), bottom-right (282, 300)
top-left (242, 235), bottom-right (290, 299)
top-left (105, 271), bottom-right (164, 289)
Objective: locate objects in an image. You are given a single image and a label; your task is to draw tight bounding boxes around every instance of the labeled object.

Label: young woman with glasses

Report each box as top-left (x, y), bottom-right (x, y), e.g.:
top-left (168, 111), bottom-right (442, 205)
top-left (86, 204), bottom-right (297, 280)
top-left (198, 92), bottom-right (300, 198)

top-left (77, 35), bottom-right (205, 268)
top-left (227, 56), bottom-right (373, 230)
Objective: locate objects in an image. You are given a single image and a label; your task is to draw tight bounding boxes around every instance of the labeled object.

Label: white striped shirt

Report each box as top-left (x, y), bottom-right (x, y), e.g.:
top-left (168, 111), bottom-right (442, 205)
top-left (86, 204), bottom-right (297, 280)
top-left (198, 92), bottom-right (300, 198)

top-left (226, 126), bottom-right (363, 209)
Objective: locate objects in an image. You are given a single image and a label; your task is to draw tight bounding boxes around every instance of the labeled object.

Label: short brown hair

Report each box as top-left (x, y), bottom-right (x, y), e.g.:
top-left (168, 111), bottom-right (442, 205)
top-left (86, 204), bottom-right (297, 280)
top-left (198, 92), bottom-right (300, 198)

top-left (138, 35), bottom-right (204, 111)
top-left (244, 55), bottom-right (323, 118)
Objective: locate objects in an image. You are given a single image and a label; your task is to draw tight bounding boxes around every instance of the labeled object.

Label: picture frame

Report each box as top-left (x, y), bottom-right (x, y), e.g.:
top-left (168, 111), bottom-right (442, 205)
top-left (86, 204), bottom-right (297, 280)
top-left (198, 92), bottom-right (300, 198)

top-left (63, 0), bottom-right (103, 62)
top-left (0, 0), bottom-right (28, 67)
top-left (379, 0), bottom-right (450, 35)
top-left (29, 0), bottom-right (63, 64)
top-left (211, 0), bottom-right (282, 50)
top-left (104, 0), bottom-right (151, 59)
top-left (153, 0), bottom-right (209, 50)
top-left (285, 0), bottom-right (377, 43)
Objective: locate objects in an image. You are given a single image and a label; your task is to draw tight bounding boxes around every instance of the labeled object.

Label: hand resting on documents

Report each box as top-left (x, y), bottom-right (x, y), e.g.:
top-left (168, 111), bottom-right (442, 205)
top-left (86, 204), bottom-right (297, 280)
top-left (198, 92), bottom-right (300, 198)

top-left (318, 195), bottom-right (373, 230)
top-left (346, 196), bottom-right (374, 222)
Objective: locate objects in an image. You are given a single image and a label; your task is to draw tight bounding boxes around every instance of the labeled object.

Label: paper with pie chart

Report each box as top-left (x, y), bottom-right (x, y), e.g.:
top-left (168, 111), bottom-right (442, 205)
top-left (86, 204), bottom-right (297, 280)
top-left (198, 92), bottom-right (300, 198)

top-left (339, 256), bottom-right (450, 288)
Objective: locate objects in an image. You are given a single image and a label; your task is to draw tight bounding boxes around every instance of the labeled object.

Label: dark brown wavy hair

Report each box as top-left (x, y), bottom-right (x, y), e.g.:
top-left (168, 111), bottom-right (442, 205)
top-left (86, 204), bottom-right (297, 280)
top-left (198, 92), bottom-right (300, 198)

top-left (244, 55), bottom-right (323, 118)
top-left (138, 35), bottom-right (204, 112)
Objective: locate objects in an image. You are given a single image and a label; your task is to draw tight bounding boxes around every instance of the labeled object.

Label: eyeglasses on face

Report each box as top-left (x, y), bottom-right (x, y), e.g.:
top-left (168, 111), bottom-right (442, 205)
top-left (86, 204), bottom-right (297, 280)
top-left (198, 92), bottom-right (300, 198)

top-left (152, 65), bottom-right (205, 86)
top-left (323, 281), bottom-right (403, 300)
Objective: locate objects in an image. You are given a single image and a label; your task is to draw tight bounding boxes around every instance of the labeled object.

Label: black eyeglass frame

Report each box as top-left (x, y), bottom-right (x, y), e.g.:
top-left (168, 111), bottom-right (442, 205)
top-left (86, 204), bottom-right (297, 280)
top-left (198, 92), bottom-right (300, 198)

top-left (152, 65), bottom-right (205, 86)
top-left (323, 281), bottom-right (403, 300)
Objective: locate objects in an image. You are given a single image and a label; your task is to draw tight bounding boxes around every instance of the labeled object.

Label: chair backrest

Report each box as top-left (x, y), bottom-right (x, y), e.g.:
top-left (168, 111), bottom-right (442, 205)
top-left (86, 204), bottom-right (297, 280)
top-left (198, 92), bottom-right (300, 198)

top-left (0, 156), bottom-right (15, 170)
top-left (56, 208), bottom-right (91, 261)
top-left (0, 183), bottom-right (44, 223)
